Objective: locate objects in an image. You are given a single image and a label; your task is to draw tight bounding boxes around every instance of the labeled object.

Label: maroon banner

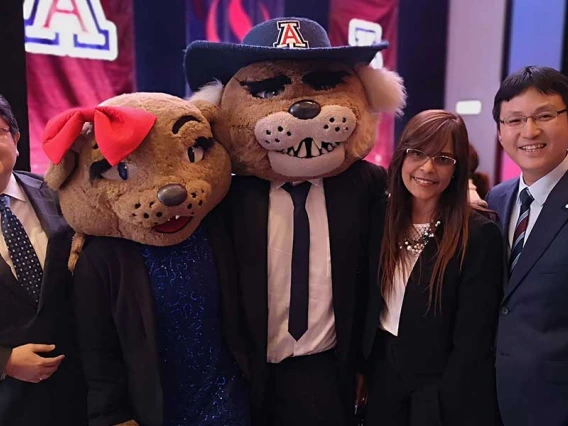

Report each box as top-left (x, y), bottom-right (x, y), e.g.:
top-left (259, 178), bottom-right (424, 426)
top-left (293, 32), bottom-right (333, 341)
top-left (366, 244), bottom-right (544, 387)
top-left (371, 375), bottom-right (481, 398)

top-left (24, 0), bottom-right (135, 173)
top-left (187, 0), bottom-right (284, 44)
top-left (328, 0), bottom-right (399, 167)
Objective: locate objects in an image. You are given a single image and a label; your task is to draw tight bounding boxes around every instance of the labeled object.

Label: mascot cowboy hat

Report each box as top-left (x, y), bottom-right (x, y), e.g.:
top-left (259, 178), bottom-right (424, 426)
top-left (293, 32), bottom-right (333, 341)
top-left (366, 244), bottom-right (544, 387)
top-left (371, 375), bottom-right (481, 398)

top-left (184, 17), bottom-right (389, 92)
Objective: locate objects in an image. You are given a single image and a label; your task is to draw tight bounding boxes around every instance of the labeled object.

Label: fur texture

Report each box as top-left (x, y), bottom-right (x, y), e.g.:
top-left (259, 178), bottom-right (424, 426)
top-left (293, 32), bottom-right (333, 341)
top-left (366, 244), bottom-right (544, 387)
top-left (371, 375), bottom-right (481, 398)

top-left (45, 92), bottom-right (232, 250)
top-left (190, 80), bottom-right (224, 106)
top-left (355, 65), bottom-right (406, 115)
top-left (192, 59), bottom-right (405, 182)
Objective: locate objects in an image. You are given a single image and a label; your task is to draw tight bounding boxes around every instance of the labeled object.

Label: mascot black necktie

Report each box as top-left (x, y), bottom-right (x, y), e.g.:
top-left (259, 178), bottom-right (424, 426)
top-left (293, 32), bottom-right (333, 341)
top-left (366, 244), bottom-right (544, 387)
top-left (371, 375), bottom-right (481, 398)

top-left (283, 182), bottom-right (311, 341)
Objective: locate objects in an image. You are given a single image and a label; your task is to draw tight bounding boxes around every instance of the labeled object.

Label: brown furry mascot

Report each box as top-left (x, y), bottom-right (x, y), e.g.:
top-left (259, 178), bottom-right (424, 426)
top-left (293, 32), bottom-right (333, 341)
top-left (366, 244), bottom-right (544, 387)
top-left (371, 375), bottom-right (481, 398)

top-left (43, 93), bottom-right (250, 426)
top-left (185, 17), bottom-right (405, 426)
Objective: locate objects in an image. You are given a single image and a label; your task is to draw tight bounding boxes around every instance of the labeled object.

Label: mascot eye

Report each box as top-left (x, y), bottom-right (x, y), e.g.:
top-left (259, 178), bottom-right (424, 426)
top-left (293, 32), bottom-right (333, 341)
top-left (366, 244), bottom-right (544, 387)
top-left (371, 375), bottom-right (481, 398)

top-left (187, 146), bottom-right (205, 163)
top-left (253, 88), bottom-right (284, 99)
top-left (240, 74), bottom-right (291, 100)
top-left (186, 136), bottom-right (213, 164)
top-left (101, 162), bottom-right (136, 181)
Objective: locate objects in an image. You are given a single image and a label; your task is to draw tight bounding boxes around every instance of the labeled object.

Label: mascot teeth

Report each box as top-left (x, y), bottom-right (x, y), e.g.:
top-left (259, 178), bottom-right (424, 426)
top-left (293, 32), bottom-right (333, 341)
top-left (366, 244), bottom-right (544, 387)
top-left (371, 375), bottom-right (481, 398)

top-left (279, 139), bottom-right (341, 159)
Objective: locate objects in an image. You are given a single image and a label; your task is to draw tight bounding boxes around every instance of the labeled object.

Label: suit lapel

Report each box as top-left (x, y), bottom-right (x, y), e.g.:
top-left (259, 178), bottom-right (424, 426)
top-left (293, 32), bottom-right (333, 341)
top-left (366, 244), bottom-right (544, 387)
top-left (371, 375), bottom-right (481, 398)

top-left (232, 177), bottom-right (269, 355)
top-left (0, 253), bottom-right (37, 310)
top-left (11, 173), bottom-right (71, 311)
top-left (499, 179), bottom-right (519, 239)
top-left (131, 244), bottom-right (161, 370)
top-left (205, 209), bottom-right (230, 313)
top-left (505, 171), bottom-right (568, 300)
top-left (396, 225), bottom-right (442, 338)
top-left (37, 230), bottom-right (72, 312)
top-left (205, 206), bottom-right (250, 376)
top-left (368, 198), bottom-right (386, 289)
top-left (362, 196), bottom-right (388, 358)
top-left (14, 172), bottom-right (68, 238)
top-left (324, 172), bottom-right (358, 348)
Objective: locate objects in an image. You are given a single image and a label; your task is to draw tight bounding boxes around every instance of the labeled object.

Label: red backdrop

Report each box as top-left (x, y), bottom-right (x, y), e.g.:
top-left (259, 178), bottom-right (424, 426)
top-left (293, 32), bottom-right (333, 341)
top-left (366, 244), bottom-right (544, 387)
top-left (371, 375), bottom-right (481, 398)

top-left (328, 0), bottom-right (399, 167)
top-left (24, 0), bottom-right (135, 173)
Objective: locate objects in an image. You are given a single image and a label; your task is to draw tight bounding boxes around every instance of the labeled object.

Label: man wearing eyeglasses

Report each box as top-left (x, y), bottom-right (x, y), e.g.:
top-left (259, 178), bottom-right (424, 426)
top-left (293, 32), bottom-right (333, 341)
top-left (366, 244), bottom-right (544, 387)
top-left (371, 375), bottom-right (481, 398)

top-left (486, 66), bottom-right (568, 426)
top-left (0, 95), bottom-right (86, 425)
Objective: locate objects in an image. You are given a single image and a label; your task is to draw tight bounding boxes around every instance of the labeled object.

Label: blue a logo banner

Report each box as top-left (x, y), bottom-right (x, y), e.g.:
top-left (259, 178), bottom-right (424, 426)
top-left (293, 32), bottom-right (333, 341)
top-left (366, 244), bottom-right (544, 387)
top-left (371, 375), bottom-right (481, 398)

top-left (24, 0), bottom-right (118, 60)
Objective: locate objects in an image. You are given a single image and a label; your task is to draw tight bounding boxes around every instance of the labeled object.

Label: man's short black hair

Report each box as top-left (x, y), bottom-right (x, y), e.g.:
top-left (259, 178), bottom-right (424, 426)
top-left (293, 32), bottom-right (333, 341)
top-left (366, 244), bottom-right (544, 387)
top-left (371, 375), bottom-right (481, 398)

top-left (0, 95), bottom-right (19, 137)
top-left (493, 66), bottom-right (568, 126)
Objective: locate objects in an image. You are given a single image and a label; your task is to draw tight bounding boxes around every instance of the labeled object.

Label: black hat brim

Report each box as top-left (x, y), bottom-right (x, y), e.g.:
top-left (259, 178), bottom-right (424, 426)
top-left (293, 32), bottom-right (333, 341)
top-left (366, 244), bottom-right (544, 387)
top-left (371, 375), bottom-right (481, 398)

top-left (184, 40), bottom-right (389, 92)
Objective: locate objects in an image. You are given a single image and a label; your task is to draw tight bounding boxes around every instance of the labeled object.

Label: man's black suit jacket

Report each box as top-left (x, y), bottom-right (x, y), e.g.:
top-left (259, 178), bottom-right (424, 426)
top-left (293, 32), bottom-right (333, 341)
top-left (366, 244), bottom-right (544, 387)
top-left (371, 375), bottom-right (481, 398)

top-left (225, 160), bottom-right (388, 421)
top-left (0, 171), bottom-right (87, 425)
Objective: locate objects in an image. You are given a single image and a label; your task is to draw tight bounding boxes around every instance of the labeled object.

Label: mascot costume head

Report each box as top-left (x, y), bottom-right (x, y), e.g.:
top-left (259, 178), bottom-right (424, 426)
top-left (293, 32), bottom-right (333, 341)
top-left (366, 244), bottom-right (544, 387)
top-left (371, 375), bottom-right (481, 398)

top-left (184, 17), bottom-right (406, 181)
top-left (41, 93), bottom-right (249, 426)
top-left (42, 92), bottom-right (231, 268)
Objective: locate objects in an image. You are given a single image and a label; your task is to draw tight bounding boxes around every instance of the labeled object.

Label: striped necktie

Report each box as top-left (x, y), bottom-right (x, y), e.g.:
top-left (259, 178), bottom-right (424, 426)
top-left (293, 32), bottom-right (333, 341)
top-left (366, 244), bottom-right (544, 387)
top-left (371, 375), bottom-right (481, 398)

top-left (509, 188), bottom-right (534, 273)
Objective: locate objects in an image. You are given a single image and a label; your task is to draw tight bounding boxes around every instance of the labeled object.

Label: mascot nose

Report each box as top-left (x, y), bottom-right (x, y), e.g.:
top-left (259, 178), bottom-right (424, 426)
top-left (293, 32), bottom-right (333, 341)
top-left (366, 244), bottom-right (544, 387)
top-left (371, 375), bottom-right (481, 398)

top-left (288, 100), bottom-right (321, 120)
top-left (157, 184), bottom-right (188, 206)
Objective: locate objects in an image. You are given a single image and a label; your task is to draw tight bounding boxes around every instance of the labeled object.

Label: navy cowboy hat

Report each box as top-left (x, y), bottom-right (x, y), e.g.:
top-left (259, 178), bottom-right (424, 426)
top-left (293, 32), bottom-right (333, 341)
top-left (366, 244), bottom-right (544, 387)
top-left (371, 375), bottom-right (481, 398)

top-left (184, 17), bottom-right (389, 92)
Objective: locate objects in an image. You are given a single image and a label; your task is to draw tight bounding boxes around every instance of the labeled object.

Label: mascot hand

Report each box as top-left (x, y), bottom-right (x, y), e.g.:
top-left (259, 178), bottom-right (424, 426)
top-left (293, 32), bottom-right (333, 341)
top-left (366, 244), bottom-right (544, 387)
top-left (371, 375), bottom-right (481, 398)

top-left (68, 232), bottom-right (86, 272)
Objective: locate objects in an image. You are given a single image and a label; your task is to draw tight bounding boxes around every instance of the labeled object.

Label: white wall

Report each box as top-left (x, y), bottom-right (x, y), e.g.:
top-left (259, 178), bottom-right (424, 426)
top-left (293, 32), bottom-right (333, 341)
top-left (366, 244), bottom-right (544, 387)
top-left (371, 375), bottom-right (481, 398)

top-left (444, 0), bottom-right (508, 184)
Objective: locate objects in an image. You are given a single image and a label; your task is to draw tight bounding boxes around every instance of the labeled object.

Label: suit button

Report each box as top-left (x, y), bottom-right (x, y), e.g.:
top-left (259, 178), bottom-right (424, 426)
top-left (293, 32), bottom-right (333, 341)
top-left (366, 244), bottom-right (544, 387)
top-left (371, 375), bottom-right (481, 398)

top-left (501, 306), bottom-right (510, 315)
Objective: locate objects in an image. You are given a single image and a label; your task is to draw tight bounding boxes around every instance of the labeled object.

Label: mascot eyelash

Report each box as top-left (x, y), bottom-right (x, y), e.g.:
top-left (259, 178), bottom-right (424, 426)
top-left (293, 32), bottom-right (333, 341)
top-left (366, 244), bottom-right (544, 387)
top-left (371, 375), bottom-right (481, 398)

top-left (239, 74), bottom-right (292, 98)
top-left (302, 70), bottom-right (349, 90)
top-left (238, 70), bottom-right (350, 98)
top-left (173, 114), bottom-right (201, 134)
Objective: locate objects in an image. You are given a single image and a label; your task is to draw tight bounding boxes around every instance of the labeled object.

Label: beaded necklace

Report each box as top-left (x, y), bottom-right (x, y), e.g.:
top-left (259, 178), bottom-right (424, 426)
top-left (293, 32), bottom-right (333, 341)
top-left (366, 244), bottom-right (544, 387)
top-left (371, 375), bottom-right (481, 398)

top-left (399, 220), bottom-right (441, 255)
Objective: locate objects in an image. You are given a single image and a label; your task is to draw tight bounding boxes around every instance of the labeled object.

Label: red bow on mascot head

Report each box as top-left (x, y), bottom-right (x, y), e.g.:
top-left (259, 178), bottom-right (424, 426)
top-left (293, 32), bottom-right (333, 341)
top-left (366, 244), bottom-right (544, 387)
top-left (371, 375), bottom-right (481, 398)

top-left (43, 106), bottom-right (157, 166)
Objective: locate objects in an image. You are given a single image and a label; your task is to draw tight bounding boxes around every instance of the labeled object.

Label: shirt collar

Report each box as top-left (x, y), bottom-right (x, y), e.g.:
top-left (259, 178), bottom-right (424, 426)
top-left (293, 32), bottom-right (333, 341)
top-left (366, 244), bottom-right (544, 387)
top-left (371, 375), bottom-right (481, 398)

top-left (1, 174), bottom-right (27, 203)
top-left (518, 152), bottom-right (568, 206)
top-left (271, 178), bottom-right (322, 190)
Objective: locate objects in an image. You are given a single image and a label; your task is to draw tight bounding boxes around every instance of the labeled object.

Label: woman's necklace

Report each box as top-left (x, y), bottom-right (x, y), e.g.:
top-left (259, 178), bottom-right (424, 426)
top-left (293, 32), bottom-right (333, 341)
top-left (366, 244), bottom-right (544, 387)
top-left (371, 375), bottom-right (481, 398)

top-left (399, 220), bottom-right (441, 255)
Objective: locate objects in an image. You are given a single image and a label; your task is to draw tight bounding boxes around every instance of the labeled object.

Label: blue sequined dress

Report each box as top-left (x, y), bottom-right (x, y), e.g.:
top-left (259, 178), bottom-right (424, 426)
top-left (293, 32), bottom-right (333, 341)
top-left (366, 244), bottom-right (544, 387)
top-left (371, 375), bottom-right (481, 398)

top-left (141, 225), bottom-right (250, 426)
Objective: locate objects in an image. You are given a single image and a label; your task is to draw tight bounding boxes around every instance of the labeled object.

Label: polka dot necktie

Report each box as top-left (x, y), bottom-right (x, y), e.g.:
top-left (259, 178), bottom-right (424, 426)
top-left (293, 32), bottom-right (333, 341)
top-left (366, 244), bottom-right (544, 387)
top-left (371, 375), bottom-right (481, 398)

top-left (0, 195), bottom-right (42, 304)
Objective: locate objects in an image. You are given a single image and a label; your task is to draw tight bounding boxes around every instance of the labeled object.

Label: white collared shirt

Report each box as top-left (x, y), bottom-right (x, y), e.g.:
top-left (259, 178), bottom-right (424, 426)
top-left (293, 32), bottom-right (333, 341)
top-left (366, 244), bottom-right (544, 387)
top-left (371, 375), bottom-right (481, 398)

top-left (267, 178), bottom-right (335, 363)
top-left (508, 153), bottom-right (568, 249)
top-left (0, 174), bottom-right (48, 277)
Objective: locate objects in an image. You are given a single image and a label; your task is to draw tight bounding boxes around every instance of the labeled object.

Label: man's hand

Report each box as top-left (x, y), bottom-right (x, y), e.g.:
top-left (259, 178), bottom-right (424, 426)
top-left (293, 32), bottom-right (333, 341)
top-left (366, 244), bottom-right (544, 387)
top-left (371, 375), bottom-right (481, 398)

top-left (4, 344), bottom-right (65, 383)
top-left (114, 421), bottom-right (139, 426)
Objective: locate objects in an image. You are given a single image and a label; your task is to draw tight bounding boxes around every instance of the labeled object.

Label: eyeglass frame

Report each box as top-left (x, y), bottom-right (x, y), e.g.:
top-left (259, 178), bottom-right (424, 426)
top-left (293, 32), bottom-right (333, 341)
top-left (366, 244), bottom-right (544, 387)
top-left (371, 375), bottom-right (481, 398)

top-left (404, 148), bottom-right (457, 167)
top-left (499, 108), bottom-right (568, 127)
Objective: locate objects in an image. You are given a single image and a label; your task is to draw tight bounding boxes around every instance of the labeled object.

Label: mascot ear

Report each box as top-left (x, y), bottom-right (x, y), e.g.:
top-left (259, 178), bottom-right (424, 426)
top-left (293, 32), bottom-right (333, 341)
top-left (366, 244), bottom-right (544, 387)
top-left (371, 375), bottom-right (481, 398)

top-left (44, 135), bottom-right (89, 190)
top-left (189, 80), bottom-right (224, 123)
top-left (191, 100), bottom-right (219, 124)
top-left (355, 65), bottom-right (407, 115)
top-left (44, 152), bottom-right (78, 190)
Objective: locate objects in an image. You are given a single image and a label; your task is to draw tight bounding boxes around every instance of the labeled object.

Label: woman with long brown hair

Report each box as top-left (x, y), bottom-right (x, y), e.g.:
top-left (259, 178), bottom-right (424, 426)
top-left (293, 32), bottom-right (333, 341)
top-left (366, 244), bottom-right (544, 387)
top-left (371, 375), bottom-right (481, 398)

top-left (362, 110), bottom-right (504, 425)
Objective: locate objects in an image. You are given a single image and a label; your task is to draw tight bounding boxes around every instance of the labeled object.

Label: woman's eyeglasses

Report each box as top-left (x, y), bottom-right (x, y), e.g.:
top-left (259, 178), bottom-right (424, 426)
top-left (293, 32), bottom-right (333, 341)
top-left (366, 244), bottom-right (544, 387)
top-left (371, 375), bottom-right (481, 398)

top-left (405, 148), bottom-right (457, 167)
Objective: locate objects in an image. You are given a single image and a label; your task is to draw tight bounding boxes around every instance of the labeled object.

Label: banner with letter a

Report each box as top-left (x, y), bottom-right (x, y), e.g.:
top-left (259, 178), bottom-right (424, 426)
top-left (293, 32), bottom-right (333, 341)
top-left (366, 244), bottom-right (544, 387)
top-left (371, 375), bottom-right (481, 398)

top-left (24, 0), bottom-right (135, 173)
top-left (328, 0), bottom-right (399, 167)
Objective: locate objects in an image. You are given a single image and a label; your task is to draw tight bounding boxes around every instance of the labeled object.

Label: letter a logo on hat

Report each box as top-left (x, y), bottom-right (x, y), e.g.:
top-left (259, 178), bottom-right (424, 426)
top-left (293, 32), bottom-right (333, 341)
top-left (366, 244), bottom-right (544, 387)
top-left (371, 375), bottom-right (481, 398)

top-left (273, 20), bottom-right (309, 49)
